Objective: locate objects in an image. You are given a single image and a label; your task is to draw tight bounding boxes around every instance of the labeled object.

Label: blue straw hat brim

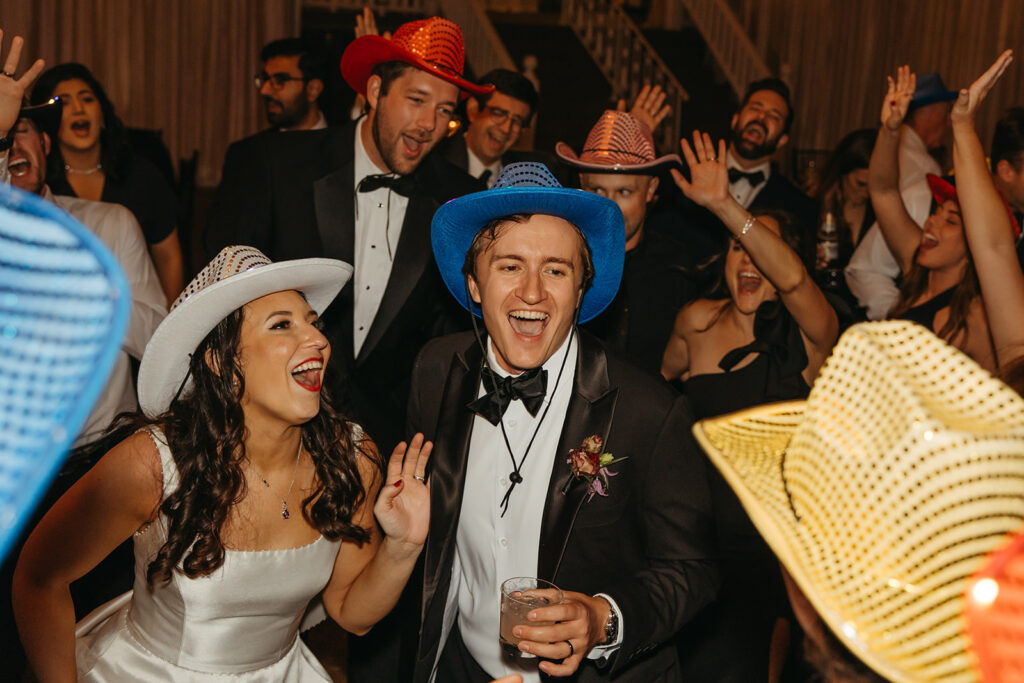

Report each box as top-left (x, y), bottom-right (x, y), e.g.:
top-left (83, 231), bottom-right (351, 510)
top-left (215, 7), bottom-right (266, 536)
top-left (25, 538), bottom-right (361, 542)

top-left (432, 186), bottom-right (625, 323)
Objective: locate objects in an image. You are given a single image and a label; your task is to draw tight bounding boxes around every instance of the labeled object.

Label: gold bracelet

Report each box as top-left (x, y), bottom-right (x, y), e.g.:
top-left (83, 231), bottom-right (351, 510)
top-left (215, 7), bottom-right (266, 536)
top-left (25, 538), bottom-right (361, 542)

top-left (740, 214), bottom-right (757, 236)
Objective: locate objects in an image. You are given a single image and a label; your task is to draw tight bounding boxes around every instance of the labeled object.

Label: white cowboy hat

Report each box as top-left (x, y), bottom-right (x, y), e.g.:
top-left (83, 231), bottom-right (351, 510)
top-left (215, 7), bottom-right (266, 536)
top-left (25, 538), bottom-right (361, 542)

top-left (137, 246), bottom-right (352, 416)
top-left (693, 321), bottom-right (1024, 682)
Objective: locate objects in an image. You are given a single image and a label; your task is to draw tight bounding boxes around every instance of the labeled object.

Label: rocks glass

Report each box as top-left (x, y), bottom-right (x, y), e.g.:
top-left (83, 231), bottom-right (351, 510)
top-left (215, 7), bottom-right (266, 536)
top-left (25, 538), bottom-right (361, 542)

top-left (499, 577), bottom-right (562, 658)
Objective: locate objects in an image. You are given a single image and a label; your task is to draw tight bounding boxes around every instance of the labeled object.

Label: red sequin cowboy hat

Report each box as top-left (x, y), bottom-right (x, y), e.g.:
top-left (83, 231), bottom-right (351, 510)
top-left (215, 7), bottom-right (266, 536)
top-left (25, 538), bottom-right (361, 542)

top-left (340, 17), bottom-right (493, 98)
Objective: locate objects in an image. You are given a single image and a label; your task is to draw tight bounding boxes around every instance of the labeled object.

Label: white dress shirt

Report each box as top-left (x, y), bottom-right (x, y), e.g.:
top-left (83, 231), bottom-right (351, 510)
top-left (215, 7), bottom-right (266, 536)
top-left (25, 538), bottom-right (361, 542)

top-left (438, 331), bottom-right (621, 681)
top-left (351, 117), bottom-right (409, 355)
top-left (845, 125), bottom-right (940, 320)
top-left (726, 150), bottom-right (771, 208)
top-left (280, 110), bottom-right (327, 132)
top-left (467, 146), bottom-right (502, 188)
top-left (41, 187), bottom-right (167, 446)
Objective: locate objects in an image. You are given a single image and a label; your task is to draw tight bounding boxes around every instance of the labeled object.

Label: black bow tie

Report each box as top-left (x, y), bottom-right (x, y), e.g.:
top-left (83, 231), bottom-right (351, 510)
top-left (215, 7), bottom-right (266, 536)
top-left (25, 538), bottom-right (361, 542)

top-left (468, 366), bottom-right (548, 426)
top-left (728, 167), bottom-right (766, 187)
top-left (357, 173), bottom-right (416, 197)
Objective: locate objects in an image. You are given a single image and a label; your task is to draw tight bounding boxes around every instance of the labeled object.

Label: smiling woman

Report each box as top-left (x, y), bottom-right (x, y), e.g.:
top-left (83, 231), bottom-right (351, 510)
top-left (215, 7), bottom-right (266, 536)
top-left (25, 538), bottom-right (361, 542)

top-left (13, 246), bottom-right (434, 681)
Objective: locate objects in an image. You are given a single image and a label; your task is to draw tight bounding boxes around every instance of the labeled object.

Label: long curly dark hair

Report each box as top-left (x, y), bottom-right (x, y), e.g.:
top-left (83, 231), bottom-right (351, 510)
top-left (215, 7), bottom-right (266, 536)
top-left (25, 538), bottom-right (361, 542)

top-left (29, 62), bottom-right (131, 184)
top-left (101, 306), bottom-right (377, 585)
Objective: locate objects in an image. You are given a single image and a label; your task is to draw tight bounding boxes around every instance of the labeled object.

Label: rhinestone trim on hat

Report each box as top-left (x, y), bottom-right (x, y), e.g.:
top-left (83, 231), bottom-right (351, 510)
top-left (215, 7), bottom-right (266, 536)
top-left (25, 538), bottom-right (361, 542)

top-left (171, 246), bottom-right (270, 311)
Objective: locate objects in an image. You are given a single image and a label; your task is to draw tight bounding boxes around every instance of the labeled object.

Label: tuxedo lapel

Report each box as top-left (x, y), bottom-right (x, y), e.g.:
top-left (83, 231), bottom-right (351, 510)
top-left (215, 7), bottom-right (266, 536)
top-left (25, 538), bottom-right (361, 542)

top-left (538, 332), bottom-right (618, 583)
top-left (420, 339), bottom-right (482, 644)
top-left (355, 187), bottom-right (435, 364)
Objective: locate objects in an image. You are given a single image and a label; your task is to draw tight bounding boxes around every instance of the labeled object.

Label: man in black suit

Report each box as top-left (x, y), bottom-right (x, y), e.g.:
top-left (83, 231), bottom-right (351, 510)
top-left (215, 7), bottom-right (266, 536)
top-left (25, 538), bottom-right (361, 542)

top-left (204, 17), bottom-right (487, 453)
top-left (408, 162), bottom-right (718, 682)
top-left (724, 78), bottom-right (818, 266)
top-left (557, 109), bottom-right (695, 375)
top-left (437, 68), bottom-right (569, 186)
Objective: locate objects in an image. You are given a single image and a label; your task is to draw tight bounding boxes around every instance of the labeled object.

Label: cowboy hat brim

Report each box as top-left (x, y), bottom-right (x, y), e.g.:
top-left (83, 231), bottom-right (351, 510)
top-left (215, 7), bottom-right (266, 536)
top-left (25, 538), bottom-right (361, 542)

top-left (431, 186), bottom-right (625, 323)
top-left (137, 258), bottom-right (352, 417)
top-left (555, 141), bottom-right (683, 174)
top-left (341, 34), bottom-right (493, 98)
top-left (693, 321), bottom-right (1024, 683)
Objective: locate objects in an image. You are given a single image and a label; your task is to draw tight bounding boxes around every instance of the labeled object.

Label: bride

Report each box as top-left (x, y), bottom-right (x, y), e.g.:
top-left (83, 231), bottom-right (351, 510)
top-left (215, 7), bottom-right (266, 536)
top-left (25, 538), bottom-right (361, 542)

top-left (13, 246), bottom-right (431, 681)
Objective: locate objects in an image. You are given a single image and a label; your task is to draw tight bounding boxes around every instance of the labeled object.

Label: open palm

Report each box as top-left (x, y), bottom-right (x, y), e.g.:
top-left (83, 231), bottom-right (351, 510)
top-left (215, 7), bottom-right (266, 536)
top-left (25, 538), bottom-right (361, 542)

top-left (374, 434), bottom-right (431, 547)
top-left (880, 65), bottom-right (915, 131)
top-left (951, 49), bottom-right (1013, 125)
top-left (671, 131), bottom-right (729, 210)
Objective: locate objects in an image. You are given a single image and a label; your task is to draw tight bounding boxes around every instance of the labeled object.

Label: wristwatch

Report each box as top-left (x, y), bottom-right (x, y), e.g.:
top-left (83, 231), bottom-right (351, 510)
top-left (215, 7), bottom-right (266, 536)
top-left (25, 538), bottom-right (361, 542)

top-left (603, 607), bottom-right (619, 645)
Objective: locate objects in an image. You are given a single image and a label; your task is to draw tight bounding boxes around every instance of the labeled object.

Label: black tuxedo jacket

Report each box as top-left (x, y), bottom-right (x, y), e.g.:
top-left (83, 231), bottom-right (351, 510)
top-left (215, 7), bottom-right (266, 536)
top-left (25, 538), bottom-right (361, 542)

top-left (436, 132), bottom-right (577, 187)
top-left (407, 331), bottom-right (719, 682)
top-left (748, 167), bottom-right (820, 268)
top-left (204, 121), bottom-right (482, 450)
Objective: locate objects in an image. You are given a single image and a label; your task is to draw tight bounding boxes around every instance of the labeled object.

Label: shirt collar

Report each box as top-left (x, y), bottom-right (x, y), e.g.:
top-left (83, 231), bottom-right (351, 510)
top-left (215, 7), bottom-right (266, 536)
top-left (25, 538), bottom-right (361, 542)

top-left (280, 109), bottom-right (327, 132)
top-left (354, 116), bottom-right (390, 187)
top-left (901, 124), bottom-right (928, 156)
top-left (466, 145), bottom-right (502, 183)
top-left (726, 149), bottom-right (771, 180)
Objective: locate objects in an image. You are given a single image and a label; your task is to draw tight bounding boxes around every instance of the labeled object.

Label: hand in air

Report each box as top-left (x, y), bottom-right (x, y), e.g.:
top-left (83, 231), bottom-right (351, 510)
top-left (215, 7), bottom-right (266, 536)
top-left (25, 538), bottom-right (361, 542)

top-left (513, 590), bottom-right (608, 677)
top-left (951, 49), bottom-right (1013, 126)
top-left (0, 29), bottom-right (45, 137)
top-left (880, 65), bottom-right (915, 132)
top-left (617, 84), bottom-right (671, 133)
top-left (671, 131), bottom-right (730, 210)
top-left (355, 7), bottom-right (392, 41)
top-left (374, 433), bottom-right (431, 548)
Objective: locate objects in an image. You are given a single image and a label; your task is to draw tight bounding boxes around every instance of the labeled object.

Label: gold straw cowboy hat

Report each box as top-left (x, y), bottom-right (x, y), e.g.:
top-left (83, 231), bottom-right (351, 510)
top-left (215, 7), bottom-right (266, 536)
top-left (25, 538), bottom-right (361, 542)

top-left (693, 321), bottom-right (1024, 682)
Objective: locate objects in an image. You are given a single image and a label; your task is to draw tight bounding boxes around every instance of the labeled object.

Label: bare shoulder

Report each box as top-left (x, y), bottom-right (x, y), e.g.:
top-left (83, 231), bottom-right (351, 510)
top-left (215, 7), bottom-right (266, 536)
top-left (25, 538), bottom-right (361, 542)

top-left (677, 298), bottom-right (728, 335)
top-left (84, 429), bottom-right (165, 522)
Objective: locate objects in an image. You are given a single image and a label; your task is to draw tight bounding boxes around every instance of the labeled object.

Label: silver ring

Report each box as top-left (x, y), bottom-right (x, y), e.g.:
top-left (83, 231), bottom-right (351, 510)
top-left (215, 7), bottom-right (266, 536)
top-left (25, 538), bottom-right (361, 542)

top-left (2, 72), bottom-right (14, 78)
top-left (708, 155), bottom-right (717, 162)
top-left (414, 475), bottom-right (426, 483)
top-left (565, 640), bottom-right (574, 657)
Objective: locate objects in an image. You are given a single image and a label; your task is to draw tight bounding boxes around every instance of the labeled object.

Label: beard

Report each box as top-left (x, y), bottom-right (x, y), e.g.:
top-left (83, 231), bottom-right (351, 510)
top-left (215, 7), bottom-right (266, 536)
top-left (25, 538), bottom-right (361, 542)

top-left (371, 109), bottom-right (432, 176)
top-left (731, 121), bottom-right (782, 161)
top-left (264, 95), bottom-right (309, 129)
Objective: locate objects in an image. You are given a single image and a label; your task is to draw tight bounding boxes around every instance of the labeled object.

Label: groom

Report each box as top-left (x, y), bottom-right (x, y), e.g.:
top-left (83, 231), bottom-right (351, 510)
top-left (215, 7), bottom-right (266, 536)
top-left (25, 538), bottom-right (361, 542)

top-left (407, 163), bottom-right (719, 681)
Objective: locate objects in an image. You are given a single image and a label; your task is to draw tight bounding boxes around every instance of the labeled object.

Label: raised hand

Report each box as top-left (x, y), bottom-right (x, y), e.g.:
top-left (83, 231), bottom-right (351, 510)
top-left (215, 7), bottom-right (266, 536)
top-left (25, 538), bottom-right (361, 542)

top-left (951, 49), bottom-right (1013, 125)
top-left (880, 65), bottom-right (915, 132)
top-left (617, 84), bottom-right (671, 134)
top-left (355, 7), bottom-right (392, 41)
top-left (373, 433), bottom-right (431, 547)
top-left (670, 130), bottom-right (729, 210)
top-left (0, 30), bottom-right (45, 138)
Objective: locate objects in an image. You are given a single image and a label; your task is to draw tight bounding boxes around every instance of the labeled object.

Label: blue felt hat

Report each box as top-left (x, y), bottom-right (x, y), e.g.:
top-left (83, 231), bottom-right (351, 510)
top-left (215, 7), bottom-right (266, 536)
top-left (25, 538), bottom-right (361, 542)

top-left (0, 184), bottom-right (130, 563)
top-left (431, 162), bottom-right (625, 323)
top-left (910, 72), bottom-right (958, 110)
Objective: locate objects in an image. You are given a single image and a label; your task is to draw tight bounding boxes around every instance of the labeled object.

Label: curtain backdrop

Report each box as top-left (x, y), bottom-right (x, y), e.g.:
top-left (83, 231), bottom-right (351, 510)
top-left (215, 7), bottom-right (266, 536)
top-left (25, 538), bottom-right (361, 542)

top-left (743, 0), bottom-right (1024, 156)
top-left (3, 0), bottom-right (298, 187)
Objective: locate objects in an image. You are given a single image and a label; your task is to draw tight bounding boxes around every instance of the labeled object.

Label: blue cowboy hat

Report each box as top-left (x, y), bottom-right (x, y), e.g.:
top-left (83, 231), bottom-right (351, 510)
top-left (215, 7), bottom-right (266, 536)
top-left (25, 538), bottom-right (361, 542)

top-left (431, 162), bottom-right (625, 323)
top-left (910, 72), bottom-right (958, 110)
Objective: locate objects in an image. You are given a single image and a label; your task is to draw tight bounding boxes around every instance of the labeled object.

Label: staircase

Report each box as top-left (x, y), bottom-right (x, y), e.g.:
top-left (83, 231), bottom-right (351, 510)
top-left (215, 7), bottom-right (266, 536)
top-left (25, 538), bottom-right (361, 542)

top-left (561, 0), bottom-right (688, 154)
top-left (673, 0), bottom-right (771, 98)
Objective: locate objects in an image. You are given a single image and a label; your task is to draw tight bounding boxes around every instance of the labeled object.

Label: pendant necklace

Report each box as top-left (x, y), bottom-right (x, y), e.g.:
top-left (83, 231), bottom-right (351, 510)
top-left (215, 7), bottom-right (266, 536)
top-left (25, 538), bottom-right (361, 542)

top-left (64, 162), bottom-right (103, 175)
top-left (247, 440), bottom-right (303, 520)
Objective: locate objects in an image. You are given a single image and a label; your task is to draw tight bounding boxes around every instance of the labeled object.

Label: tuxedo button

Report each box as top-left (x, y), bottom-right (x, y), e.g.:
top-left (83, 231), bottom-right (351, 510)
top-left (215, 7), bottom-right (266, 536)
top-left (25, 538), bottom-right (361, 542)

top-left (500, 538), bottom-right (509, 548)
top-left (500, 478), bottom-right (508, 486)
top-left (508, 419), bottom-right (517, 428)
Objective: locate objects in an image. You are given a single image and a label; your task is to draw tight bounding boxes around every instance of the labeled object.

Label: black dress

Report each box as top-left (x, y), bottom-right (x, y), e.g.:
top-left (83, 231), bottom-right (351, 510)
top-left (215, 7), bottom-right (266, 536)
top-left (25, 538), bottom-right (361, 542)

top-left (49, 152), bottom-right (178, 245)
top-left (896, 286), bottom-right (955, 331)
top-left (676, 303), bottom-right (811, 682)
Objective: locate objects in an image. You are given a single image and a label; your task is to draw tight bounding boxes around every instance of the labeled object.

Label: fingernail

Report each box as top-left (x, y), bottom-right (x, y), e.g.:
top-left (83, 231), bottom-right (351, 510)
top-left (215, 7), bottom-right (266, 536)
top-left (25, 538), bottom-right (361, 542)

top-left (513, 627), bottom-right (522, 637)
top-left (520, 643), bottom-right (531, 653)
top-left (394, 480), bottom-right (402, 487)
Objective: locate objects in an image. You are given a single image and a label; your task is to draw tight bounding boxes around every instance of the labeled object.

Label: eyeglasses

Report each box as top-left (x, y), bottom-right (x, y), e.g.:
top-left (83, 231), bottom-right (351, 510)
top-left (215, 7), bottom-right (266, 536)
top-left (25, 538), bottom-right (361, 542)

top-left (254, 72), bottom-right (308, 90)
top-left (484, 106), bottom-right (529, 130)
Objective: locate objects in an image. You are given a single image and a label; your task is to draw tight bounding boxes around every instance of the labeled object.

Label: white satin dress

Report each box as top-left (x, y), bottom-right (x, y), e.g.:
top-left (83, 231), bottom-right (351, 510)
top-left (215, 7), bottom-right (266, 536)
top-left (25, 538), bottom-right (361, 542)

top-left (75, 428), bottom-right (344, 681)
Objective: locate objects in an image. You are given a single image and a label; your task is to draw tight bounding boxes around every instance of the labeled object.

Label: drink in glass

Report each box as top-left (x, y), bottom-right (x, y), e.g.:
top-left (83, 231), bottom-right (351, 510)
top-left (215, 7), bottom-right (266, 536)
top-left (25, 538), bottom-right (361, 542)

top-left (499, 577), bottom-right (562, 658)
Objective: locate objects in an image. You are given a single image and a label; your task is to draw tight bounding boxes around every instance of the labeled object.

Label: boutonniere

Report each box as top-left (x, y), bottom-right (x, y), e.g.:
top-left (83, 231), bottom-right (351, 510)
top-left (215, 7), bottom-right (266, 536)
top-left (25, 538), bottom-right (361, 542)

top-left (565, 435), bottom-right (627, 501)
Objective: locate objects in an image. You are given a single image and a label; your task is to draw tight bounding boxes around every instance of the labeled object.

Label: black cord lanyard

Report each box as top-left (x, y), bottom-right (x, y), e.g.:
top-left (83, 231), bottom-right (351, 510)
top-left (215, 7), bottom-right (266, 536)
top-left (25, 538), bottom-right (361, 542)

top-left (487, 325), bottom-right (575, 517)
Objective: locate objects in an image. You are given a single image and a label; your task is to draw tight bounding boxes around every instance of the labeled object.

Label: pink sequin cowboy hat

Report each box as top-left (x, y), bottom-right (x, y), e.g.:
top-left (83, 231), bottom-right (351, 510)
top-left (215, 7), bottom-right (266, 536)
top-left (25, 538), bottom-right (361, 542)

top-left (340, 17), bottom-right (493, 98)
top-left (556, 110), bottom-right (682, 173)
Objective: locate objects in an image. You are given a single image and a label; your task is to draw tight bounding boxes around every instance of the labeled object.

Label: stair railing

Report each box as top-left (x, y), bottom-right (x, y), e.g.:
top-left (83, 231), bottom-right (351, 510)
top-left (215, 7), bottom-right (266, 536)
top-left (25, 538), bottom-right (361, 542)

top-left (562, 0), bottom-right (688, 154)
top-left (674, 0), bottom-right (771, 97)
top-left (436, 0), bottom-right (517, 75)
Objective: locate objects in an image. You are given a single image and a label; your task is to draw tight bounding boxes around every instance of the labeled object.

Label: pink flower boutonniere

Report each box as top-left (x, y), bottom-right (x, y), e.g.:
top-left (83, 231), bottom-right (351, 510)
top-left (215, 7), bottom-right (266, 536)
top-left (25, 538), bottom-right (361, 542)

top-left (567, 435), bottom-right (627, 501)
